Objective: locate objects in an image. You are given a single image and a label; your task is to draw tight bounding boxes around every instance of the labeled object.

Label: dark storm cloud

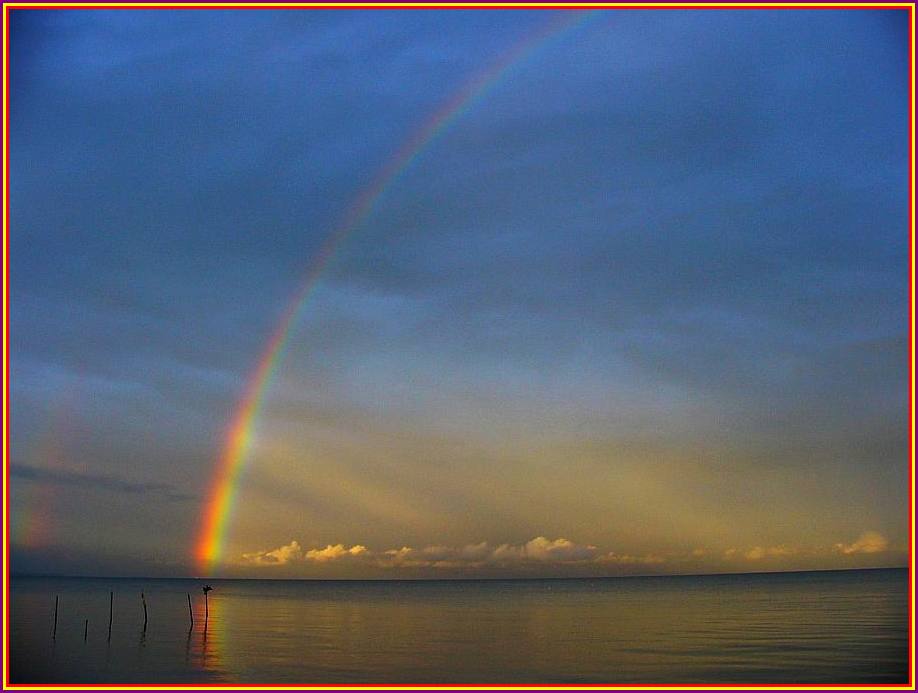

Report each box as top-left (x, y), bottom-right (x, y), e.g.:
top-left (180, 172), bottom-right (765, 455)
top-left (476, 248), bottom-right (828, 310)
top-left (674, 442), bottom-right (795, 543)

top-left (11, 465), bottom-right (196, 502)
top-left (8, 9), bottom-right (553, 413)
top-left (308, 11), bottom-right (907, 450)
top-left (10, 543), bottom-right (191, 578)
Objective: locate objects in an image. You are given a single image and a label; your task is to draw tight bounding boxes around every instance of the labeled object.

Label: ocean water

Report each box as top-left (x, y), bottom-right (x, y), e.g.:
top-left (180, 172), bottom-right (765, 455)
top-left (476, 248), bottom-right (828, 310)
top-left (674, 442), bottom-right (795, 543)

top-left (9, 568), bottom-right (908, 684)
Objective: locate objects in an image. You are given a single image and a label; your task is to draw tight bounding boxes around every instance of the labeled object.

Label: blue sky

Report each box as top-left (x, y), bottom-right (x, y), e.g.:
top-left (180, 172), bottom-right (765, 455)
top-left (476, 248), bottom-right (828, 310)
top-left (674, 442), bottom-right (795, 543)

top-left (8, 9), bottom-right (910, 577)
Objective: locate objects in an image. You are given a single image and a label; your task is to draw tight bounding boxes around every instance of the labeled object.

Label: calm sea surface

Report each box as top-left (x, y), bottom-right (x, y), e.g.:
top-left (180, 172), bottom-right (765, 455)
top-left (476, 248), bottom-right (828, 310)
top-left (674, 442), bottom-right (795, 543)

top-left (9, 568), bottom-right (908, 684)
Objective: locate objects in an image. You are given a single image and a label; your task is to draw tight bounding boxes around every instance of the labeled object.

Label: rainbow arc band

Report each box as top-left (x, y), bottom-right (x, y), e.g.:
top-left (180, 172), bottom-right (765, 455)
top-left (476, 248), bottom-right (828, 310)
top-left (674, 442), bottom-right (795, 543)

top-left (194, 9), bottom-right (598, 574)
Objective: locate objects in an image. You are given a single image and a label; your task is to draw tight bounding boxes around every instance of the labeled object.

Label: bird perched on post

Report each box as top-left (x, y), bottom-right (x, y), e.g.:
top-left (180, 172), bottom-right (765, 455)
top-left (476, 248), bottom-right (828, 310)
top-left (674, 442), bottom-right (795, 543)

top-left (202, 584), bottom-right (213, 622)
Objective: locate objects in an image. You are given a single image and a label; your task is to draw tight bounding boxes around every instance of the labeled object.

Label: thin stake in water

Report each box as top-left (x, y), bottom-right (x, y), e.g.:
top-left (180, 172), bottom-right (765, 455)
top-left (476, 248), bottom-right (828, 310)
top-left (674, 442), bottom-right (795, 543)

top-left (187, 593), bottom-right (194, 628)
top-left (51, 595), bottom-right (58, 639)
top-left (83, 619), bottom-right (88, 642)
top-left (108, 591), bottom-right (113, 642)
top-left (202, 585), bottom-right (213, 630)
top-left (141, 592), bottom-right (148, 633)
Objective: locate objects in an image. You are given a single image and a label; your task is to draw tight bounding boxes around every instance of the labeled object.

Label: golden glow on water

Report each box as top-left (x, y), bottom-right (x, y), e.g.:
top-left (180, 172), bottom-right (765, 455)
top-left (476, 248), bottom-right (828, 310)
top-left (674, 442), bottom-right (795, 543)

top-left (195, 593), bottom-right (224, 677)
top-left (8, 570), bottom-right (909, 685)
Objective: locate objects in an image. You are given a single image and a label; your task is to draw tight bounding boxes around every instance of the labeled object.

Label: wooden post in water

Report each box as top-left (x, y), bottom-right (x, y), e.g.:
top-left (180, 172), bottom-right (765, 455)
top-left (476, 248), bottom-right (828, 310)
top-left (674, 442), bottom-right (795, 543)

top-left (141, 593), bottom-right (148, 633)
top-left (83, 619), bottom-right (88, 641)
top-left (108, 591), bottom-right (113, 642)
top-left (51, 595), bottom-right (58, 639)
top-left (186, 593), bottom-right (194, 628)
top-left (202, 585), bottom-right (212, 622)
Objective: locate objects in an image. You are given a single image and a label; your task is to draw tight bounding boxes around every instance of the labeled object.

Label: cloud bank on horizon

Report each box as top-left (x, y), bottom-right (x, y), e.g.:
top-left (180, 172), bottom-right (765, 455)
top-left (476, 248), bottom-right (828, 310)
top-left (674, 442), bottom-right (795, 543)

top-left (236, 532), bottom-right (901, 577)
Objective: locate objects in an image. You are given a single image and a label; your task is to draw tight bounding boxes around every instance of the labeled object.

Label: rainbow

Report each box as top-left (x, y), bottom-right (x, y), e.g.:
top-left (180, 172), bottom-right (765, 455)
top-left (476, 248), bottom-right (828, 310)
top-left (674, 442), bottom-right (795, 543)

top-left (195, 10), bottom-right (599, 574)
top-left (14, 380), bottom-right (81, 549)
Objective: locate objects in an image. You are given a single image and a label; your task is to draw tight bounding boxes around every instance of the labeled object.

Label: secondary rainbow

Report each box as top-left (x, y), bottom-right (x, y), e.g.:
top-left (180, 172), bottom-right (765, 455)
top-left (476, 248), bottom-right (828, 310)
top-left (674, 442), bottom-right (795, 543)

top-left (195, 10), bottom-right (598, 574)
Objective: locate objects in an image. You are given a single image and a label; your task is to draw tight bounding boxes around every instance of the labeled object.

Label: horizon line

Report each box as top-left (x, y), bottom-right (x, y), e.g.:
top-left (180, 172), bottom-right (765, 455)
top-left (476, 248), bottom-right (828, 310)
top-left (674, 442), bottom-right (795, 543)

top-left (9, 564), bottom-right (908, 582)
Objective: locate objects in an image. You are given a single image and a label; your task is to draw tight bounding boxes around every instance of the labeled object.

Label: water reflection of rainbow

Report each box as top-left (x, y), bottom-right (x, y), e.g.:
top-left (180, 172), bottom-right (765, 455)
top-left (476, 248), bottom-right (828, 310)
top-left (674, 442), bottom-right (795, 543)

top-left (195, 11), bottom-right (599, 574)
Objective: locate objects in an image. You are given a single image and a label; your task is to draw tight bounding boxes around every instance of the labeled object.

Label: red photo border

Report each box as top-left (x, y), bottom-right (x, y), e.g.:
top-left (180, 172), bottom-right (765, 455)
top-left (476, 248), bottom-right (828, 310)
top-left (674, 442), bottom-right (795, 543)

top-left (1, 2), bottom-right (913, 690)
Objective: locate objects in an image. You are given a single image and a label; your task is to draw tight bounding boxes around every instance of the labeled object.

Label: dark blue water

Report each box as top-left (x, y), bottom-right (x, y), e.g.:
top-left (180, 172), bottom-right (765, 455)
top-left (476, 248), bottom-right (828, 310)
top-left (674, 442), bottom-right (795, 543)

top-left (10, 568), bottom-right (908, 684)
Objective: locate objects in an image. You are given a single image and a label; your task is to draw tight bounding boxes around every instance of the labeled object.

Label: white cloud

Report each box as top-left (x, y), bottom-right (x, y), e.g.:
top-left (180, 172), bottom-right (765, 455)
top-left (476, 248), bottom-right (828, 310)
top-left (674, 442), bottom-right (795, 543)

top-left (241, 540), bottom-right (303, 565)
top-left (595, 552), bottom-right (666, 565)
top-left (240, 536), bottom-right (602, 569)
top-left (743, 545), bottom-right (795, 561)
top-left (378, 546), bottom-right (431, 568)
top-left (522, 536), bottom-right (598, 561)
top-left (377, 538), bottom-right (600, 568)
top-left (305, 544), bottom-right (368, 562)
top-left (834, 531), bottom-right (889, 555)
top-left (720, 545), bottom-right (798, 561)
